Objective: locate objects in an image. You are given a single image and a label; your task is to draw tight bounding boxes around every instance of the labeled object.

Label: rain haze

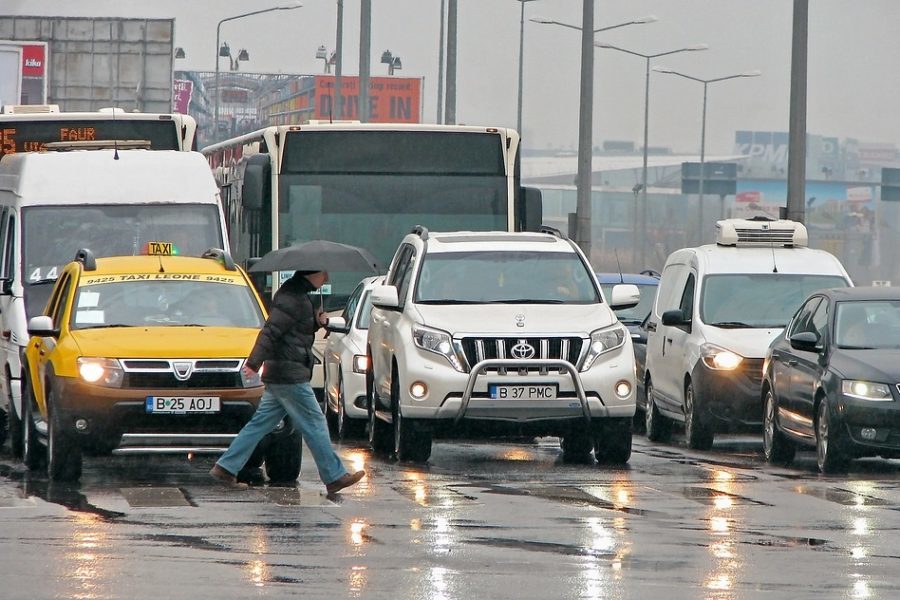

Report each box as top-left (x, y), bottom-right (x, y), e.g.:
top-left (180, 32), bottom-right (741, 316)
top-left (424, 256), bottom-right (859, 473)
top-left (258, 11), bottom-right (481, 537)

top-left (4, 0), bottom-right (899, 154)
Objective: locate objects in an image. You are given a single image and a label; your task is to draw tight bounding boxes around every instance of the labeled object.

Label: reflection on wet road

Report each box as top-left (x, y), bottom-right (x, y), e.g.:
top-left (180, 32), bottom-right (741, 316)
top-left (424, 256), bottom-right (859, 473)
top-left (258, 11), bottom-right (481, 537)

top-left (4, 435), bottom-right (900, 598)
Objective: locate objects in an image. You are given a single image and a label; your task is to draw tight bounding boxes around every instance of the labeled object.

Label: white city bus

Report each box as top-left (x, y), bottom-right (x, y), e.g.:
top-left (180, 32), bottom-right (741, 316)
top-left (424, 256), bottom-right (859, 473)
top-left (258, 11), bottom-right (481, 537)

top-left (0, 105), bottom-right (198, 157)
top-left (202, 122), bottom-right (542, 397)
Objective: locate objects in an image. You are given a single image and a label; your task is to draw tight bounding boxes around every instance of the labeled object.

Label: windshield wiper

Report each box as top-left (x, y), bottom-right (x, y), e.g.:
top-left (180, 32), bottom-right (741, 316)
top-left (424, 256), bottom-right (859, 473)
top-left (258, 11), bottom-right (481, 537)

top-left (487, 299), bottom-right (565, 304)
top-left (708, 321), bottom-right (754, 328)
top-left (417, 299), bottom-right (482, 305)
top-left (28, 278), bottom-right (58, 285)
top-left (81, 324), bottom-right (135, 329)
top-left (839, 344), bottom-right (876, 350)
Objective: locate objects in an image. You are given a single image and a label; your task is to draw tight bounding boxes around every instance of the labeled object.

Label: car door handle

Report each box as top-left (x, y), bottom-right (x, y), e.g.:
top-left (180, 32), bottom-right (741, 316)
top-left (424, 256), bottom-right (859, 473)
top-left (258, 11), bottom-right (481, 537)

top-left (647, 322), bottom-right (657, 332)
top-left (665, 337), bottom-right (672, 344)
top-left (787, 359), bottom-right (798, 366)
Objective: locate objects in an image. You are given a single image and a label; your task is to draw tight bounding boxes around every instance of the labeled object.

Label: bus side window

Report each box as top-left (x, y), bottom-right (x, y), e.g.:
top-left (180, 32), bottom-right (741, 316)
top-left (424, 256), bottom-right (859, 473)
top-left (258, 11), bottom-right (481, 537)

top-left (0, 210), bottom-right (14, 294)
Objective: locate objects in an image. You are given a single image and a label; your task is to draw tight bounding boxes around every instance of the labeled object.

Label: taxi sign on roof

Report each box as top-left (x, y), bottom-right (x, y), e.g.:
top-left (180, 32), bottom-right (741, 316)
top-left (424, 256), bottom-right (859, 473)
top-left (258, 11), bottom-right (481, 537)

top-left (145, 241), bottom-right (177, 256)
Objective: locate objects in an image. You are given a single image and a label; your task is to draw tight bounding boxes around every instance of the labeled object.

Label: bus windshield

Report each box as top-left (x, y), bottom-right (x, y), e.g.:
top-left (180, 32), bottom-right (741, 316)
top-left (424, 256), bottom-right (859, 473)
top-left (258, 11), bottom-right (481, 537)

top-left (277, 130), bottom-right (509, 310)
top-left (22, 204), bottom-right (224, 318)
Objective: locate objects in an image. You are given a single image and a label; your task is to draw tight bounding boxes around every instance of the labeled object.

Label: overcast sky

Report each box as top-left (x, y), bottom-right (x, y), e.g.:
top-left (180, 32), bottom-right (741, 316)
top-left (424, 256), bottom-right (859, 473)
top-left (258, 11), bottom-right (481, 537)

top-left (5, 1), bottom-right (900, 154)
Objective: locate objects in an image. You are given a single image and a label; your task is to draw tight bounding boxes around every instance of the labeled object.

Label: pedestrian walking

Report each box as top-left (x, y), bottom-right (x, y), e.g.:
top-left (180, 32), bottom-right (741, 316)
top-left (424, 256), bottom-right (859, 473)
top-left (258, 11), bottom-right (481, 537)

top-left (210, 269), bottom-right (366, 495)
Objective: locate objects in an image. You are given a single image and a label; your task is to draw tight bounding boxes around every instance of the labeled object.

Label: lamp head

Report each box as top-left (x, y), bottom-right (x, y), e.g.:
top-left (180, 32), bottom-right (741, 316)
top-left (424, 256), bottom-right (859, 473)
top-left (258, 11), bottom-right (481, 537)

top-left (219, 42), bottom-right (231, 58)
top-left (237, 48), bottom-right (250, 62)
top-left (741, 69), bottom-right (763, 77)
top-left (277, 1), bottom-right (303, 9)
top-left (634, 15), bottom-right (658, 24)
top-left (687, 43), bottom-right (709, 51)
top-left (174, 47), bottom-right (186, 59)
top-left (652, 66), bottom-right (676, 74)
top-left (380, 50), bottom-right (393, 64)
top-left (529, 16), bottom-right (554, 24)
top-left (315, 45), bottom-right (328, 60)
top-left (392, 57), bottom-right (402, 70)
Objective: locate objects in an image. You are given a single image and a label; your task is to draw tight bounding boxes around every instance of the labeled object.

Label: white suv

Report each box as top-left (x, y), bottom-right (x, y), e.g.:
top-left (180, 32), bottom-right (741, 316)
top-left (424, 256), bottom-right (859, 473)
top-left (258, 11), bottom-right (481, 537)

top-left (366, 226), bottom-right (640, 463)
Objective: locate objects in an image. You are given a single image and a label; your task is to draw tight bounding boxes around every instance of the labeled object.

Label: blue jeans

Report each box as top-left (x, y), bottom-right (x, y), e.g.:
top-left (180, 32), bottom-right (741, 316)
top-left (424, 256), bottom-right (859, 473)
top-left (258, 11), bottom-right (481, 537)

top-left (216, 382), bottom-right (348, 485)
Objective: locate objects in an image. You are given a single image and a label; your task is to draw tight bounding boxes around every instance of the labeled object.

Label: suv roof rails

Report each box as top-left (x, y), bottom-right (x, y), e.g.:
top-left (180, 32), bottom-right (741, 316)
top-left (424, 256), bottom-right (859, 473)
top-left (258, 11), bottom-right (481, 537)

top-left (539, 225), bottom-right (564, 238)
top-left (74, 248), bottom-right (97, 271)
top-left (202, 248), bottom-right (237, 271)
top-left (411, 225), bottom-right (429, 240)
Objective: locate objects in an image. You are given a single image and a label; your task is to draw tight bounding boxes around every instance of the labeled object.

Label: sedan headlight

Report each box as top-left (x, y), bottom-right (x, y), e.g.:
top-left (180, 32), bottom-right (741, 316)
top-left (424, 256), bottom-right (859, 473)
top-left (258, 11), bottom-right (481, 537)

top-left (581, 325), bottom-right (627, 372)
top-left (700, 344), bottom-right (743, 370)
top-left (842, 380), bottom-right (893, 401)
top-left (413, 324), bottom-right (465, 372)
top-left (77, 357), bottom-right (124, 387)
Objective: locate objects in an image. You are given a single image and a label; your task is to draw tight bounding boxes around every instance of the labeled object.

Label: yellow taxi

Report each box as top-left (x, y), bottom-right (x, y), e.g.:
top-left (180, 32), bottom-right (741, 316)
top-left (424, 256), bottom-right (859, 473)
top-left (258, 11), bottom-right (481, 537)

top-left (21, 246), bottom-right (300, 482)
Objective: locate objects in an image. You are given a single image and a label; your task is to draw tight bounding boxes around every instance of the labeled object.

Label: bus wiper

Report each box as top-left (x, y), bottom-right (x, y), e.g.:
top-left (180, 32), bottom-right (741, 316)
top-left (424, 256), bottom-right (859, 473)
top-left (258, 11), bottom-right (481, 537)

top-left (709, 321), bottom-right (754, 328)
top-left (487, 299), bottom-right (565, 304)
top-left (28, 278), bottom-right (58, 285)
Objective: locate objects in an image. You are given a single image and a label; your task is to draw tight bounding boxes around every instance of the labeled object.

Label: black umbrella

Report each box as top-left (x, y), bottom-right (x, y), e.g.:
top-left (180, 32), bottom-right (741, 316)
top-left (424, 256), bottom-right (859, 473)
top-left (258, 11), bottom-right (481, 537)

top-left (249, 239), bottom-right (381, 274)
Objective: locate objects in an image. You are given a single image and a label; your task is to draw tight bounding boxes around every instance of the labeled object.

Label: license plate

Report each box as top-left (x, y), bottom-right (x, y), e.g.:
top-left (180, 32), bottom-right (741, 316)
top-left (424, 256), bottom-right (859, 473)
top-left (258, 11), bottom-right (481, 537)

top-left (488, 384), bottom-right (557, 400)
top-left (145, 396), bottom-right (220, 414)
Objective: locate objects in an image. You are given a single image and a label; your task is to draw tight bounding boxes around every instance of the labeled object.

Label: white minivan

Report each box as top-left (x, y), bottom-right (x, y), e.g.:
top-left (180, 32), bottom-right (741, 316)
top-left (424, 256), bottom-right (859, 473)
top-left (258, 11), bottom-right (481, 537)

top-left (0, 147), bottom-right (229, 456)
top-left (642, 217), bottom-right (852, 449)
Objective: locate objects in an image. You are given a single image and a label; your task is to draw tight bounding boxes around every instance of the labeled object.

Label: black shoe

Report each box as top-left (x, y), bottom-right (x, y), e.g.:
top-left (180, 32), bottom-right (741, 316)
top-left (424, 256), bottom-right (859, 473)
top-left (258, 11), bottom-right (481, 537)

top-left (326, 470), bottom-right (366, 494)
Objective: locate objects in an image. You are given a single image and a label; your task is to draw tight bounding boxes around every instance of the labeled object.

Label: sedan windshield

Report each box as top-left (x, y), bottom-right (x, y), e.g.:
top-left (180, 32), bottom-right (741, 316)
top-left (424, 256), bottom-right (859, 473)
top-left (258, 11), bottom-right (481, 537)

top-left (71, 280), bottom-right (264, 330)
top-left (700, 274), bottom-right (849, 328)
top-left (835, 300), bottom-right (900, 349)
top-left (415, 251), bottom-right (599, 304)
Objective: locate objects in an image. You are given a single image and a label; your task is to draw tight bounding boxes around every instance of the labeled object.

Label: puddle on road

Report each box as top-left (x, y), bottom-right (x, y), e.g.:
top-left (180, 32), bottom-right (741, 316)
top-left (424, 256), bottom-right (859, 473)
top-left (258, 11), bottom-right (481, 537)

top-left (466, 536), bottom-right (616, 558)
top-left (793, 485), bottom-right (892, 507)
top-left (120, 487), bottom-right (194, 507)
top-left (256, 486), bottom-right (337, 507)
top-left (682, 486), bottom-right (772, 507)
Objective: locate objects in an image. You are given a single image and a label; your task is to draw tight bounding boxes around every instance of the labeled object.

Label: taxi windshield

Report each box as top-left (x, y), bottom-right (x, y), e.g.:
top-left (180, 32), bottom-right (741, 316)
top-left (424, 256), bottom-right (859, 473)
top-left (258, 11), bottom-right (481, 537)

top-left (70, 279), bottom-right (264, 330)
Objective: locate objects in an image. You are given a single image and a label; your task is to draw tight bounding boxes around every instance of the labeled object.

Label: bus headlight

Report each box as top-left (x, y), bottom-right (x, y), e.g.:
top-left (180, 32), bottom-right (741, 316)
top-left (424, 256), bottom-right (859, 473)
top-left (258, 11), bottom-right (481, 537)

top-left (413, 324), bottom-right (464, 372)
top-left (581, 325), bottom-right (627, 371)
top-left (77, 357), bottom-right (124, 387)
top-left (700, 344), bottom-right (743, 370)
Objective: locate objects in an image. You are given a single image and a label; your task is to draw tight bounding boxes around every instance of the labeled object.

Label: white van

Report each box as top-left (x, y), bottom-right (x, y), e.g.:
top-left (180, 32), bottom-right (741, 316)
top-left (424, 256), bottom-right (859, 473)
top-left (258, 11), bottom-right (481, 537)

top-left (642, 217), bottom-right (852, 449)
top-left (0, 147), bottom-right (229, 456)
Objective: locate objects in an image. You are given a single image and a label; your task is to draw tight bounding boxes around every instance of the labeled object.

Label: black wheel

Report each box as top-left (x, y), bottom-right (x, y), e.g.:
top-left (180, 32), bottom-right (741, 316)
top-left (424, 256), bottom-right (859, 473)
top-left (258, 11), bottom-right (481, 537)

top-left (593, 418), bottom-right (632, 464)
top-left (763, 388), bottom-right (796, 465)
top-left (264, 425), bottom-right (302, 483)
top-left (46, 388), bottom-right (82, 482)
top-left (684, 382), bottom-right (714, 450)
top-left (561, 429), bottom-right (594, 463)
top-left (391, 369), bottom-right (432, 463)
top-left (644, 378), bottom-right (672, 442)
top-left (22, 375), bottom-right (45, 471)
top-left (337, 373), bottom-right (365, 440)
top-left (816, 397), bottom-right (849, 474)
top-left (7, 373), bottom-right (23, 458)
top-left (368, 387), bottom-right (393, 455)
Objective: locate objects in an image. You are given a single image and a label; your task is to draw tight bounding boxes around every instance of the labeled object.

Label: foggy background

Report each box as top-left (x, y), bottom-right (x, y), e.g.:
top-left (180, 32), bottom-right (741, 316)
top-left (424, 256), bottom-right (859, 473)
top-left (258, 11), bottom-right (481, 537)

top-left (4, 1), bottom-right (898, 155)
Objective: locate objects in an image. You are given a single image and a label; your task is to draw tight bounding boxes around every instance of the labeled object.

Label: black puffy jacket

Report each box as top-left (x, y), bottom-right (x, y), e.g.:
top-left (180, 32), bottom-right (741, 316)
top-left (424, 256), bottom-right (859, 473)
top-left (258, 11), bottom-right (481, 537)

top-left (246, 273), bottom-right (320, 383)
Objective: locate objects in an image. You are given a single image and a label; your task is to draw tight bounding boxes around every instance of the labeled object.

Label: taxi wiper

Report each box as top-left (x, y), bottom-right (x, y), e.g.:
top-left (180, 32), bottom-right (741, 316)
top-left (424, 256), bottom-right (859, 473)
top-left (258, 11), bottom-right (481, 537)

top-left (82, 323), bottom-right (134, 329)
top-left (709, 321), bottom-right (753, 328)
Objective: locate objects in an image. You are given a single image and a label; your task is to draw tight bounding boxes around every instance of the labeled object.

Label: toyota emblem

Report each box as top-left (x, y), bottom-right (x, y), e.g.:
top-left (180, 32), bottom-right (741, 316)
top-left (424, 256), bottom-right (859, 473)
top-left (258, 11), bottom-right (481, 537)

top-left (515, 313), bottom-right (526, 328)
top-left (510, 340), bottom-right (535, 359)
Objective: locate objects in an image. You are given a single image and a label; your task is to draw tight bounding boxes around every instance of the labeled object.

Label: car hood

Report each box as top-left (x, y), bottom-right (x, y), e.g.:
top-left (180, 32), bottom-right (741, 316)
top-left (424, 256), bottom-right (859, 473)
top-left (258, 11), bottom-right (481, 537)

top-left (412, 303), bottom-right (617, 336)
top-left (830, 349), bottom-right (900, 382)
top-left (71, 327), bottom-right (260, 358)
top-left (701, 325), bottom-right (784, 360)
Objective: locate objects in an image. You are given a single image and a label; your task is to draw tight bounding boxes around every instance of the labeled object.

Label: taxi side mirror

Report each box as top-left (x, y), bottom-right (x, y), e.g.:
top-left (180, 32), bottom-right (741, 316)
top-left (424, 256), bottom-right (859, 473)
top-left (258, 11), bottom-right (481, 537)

top-left (27, 315), bottom-right (59, 337)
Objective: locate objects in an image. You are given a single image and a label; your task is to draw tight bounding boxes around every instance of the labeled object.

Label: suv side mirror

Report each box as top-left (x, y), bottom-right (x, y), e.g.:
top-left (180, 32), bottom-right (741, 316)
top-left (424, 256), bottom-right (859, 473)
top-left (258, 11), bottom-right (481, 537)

top-left (325, 316), bottom-right (349, 334)
top-left (789, 331), bottom-right (820, 352)
top-left (371, 284), bottom-right (400, 309)
top-left (661, 309), bottom-right (688, 327)
top-left (27, 315), bottom-right (59, 337)
top-left (609, 284), bottom-right (640, 310)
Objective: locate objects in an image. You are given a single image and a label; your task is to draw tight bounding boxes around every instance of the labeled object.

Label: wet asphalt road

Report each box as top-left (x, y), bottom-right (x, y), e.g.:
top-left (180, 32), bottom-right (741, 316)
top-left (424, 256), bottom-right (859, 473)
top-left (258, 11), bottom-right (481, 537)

top-left (2, 432), bottom-right (900, 600)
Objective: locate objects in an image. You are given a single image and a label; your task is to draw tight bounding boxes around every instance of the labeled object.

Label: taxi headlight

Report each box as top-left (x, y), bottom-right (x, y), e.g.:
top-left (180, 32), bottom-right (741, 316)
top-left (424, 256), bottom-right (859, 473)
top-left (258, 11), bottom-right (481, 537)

top-left (700, 344), bottom-right (743, 370)
top-left (77, 357), bottom-right (124, 387)
top-left (842, 380), bottom-right (893, 401)
top-left (581, 325), bottom-right (627, 372)
top-left (412, 324), bottom-right (465, 372)
top-left (240, 361), bottom-right (263, 387)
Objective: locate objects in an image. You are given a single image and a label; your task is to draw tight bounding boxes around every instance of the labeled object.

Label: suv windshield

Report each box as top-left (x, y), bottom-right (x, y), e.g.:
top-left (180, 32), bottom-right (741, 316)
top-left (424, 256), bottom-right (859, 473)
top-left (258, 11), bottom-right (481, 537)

top-left (71, 280), bottom-right (264, 329)
top-left (700, 274), bottom-right (849, 328)
top-left (415, 251), bottom-right (599, 304)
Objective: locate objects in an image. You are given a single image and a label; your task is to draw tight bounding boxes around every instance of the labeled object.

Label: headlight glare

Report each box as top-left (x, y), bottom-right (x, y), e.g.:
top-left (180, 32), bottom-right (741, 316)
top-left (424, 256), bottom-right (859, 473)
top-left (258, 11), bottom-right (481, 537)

top-left (700, 344), bottom-right (743, 370)
top-left (842, 380), bottom-right (892, 401)
top-left (413, 324), bottom-right (464, 372)
top-left (581, 325), bottom-right (627, 371)
top-left (77, 357), bottom-right (124, 387)
top-left (352, 354), bottom-right (369, 374)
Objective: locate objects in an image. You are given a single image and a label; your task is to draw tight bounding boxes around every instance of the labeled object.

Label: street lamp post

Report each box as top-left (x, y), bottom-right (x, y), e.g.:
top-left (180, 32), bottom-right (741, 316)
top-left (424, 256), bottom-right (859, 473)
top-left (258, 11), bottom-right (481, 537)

top-left (515, 0), bottom-right (539, 137)
top-left (531, 10), bottom-right (656, 259)
top-left (594, 42), bottom-right (707, 268)
top-left (214, 2), bottom-right (302, 141)
top-left (654, 67), bottom-right (761, 244)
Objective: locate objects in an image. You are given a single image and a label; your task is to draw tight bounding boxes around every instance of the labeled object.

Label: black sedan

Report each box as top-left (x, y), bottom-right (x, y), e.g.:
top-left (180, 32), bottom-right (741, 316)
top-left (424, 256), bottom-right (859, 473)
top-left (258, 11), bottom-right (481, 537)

top-left (762, 286), bottom-right (900, 473)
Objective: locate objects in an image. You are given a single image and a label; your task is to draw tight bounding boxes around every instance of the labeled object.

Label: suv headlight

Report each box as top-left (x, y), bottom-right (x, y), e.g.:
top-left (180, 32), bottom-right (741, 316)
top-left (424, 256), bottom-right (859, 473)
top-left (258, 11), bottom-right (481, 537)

top-left (413, 324), bottom-right (465, 372)
top-left (581, 325), bottom-right (627, 371)
top-left (77, 357), bottom-right (124, 387)
top-left (842, 380), bottom-right (893, 401)
top-left (700, 344), bottom-right (743, 370)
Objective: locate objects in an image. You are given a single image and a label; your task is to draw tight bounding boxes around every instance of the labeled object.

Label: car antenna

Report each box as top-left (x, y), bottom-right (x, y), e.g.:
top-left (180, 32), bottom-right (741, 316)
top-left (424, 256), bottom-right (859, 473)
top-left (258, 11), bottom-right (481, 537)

top-left (614, 249), bottom-right (624, 283)
top-left (111, 22), bottom-right (119, 160)
top-left (770, 242), bottom-right (779, 273)
top-left (157, 254), bottom-right (165, 273)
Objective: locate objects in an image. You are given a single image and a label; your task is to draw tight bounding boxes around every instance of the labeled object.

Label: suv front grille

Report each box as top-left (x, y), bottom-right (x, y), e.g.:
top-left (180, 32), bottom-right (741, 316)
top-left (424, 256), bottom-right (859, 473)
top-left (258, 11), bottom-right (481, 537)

top-left (460, 336), bottom-right (584, 369)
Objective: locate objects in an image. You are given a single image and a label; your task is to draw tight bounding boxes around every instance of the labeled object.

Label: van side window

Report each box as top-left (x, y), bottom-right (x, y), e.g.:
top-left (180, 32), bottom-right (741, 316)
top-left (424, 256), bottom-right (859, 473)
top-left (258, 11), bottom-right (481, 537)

top-left (655, 263), bottom-right (686, 317)
top-left (679, 273), bottom-right (695, 318)
top-left (0, 207), bottom-right (8, 280)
